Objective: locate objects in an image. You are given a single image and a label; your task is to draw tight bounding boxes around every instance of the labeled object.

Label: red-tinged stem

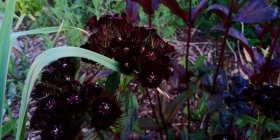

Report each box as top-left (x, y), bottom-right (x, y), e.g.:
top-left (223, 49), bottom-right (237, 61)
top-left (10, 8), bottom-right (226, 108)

top-left (186, 25), bottom-right (192, 140)
top-left (208, 0), bottom-right (235, 138)
top-left (266, 28), bottom-right (280, 62)
top-left (185, 0), bottom-right (192, 69)
top-left (148, 14), bottom-right (152, 28)
top-left (210, 0), bottom-right (235, 95)
top-left (258, 27), bottom-right (280, 84)
top-left (204, 113), bottom-right (211, 139)
top-left (186, 25), bottom-right (192, 71)
top-left (186, 0), bottom-right (192, 139)
top-left (210, 26), bottom-right (230, 95)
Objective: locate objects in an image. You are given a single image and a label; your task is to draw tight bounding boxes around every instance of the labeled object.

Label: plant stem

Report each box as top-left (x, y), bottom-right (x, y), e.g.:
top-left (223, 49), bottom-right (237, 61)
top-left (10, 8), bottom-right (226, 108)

top-left (146, 90), bottom-right (163, 140)
top-left (210, 26), bottom-right (230, 94)
top-left (210, 0), bottom-right (235, 95)
top-left (244, 106), bottom-right (255, 139)
top-left (148, 14), bottom-right (152, 28)
top-left (186, 0), bottom-right (192, 139)
top-left (227, 117), bottom-right (234, 134)
top-left (156, 93), bottom-right (169, 140)
top-left (259, 27), bottom-right (280, 84)
top-left (266, 28), bottom-right (280, 62)
top-left (204, 113), bottom-right (211, 139)
top-left (186, 25), bottom-right (192, 140)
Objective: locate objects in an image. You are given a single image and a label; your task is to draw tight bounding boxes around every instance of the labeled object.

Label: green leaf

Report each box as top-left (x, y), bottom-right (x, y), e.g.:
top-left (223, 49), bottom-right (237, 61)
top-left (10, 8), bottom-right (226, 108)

top-left (164, 89), bottom-right (195, 123)
top-left (17, 82), bottom-right (24, 93)
top-left (7, 82), bottom-right (16, 99)
top-left (236, 115), bottom-right (257, 128)
top-left (194, 55), bottom-right (205, 69)
top-left (2, 119), bottom-right (17, 139)
top-left (190, 129), bottom-right (205, 140)
top-left (135, 118), bottom-right (160, 130)
top-left (120, 92), bottom-right (139, 140)
top-left (167, 128), bottom-right (176, 140)
top-left (265, 121), bottom-right (280, 131)
top-left (10, 26), bottom-right (89, 40)
top-left (16, 46), bottom-right (121, 140)
top-left (180, 125), bottom-right (189, 140)
top-left (105, 72), bottom-right (120, 95)
top-left (0, 0), bottom-right (17, 137)
top-left (8, 59), bottom-right (18, 80)
top-left (11, 27), bottom-right (65, 40)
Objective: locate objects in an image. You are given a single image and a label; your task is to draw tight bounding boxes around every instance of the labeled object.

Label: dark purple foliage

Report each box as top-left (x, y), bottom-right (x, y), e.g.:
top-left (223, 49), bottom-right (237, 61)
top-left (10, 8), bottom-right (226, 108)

top-left (125, 0), bottom-right (140, 24)
top-left (207, 4), bottom-right (230, 24)
top-left (267, 58), bottom-right (280, 73)
top-left (132, 0), bottom-right (160, 15)
top-left (223, 76), bottom-right (254, 114)
top-left (191, 0), bottom-right (209, 23)
top-left (233, 0), bottom-right (278, 23)
top-left (212, 25), bottom-right (256, 62)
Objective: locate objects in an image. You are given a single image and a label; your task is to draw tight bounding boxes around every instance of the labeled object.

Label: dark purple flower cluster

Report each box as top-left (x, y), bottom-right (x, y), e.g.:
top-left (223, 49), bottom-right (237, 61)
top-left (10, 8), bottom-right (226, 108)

top-left (254, 85), bottom-right (280, 120)
top-left (223, 76), bottom-right (280, 120)
top-left (31, 58), bottom-right (122, 140)
top-left (81, 14), bottom-right (175, 88)
top-left (223, 76), bottom-right (254, 114)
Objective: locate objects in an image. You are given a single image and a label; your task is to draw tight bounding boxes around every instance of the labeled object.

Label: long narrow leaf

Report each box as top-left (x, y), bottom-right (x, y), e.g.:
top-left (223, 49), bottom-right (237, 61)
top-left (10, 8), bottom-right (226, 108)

top-left (11, 27), bottom-right (64, 39)
top-left (10, 26), bottom-right (89, 40)
top-left (16, 46), bottom-right (120, 140)
top-left (0, 0), bottom-right (17, 138)
top-left (120, 92), bottom-right (138, 140)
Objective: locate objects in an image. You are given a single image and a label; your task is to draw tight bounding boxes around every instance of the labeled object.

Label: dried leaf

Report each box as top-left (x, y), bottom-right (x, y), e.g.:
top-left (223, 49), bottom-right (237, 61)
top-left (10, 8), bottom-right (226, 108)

top-left (212, 25), bottom-right (256, 63)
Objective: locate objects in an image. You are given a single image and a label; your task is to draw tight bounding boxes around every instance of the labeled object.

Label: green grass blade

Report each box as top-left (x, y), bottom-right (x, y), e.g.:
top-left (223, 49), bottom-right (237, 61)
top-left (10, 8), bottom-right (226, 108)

top-left (16, 46), bottom-right (121, 140)
top-left (10, 26), bottom-right (66, 39)
top-left (0, 0), bottom-right (17, 138)
top-left (11, 26), bottom-right (90, 39)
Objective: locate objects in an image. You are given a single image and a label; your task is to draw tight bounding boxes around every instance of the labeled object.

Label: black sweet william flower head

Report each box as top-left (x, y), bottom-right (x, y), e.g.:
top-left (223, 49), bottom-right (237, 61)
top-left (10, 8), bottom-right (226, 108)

top-left (81, 82), bottom-right (104, 102)
top-left (31, 60), bottom-right (123, 138)
top-left (81, 13), bottom-right (175, 88)
top-left (90, 94), bottom-right (123, 131)
top-left (40, 117), bottom-right (81, 140)
top-left (41, 58), bottom-right (79, 84)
